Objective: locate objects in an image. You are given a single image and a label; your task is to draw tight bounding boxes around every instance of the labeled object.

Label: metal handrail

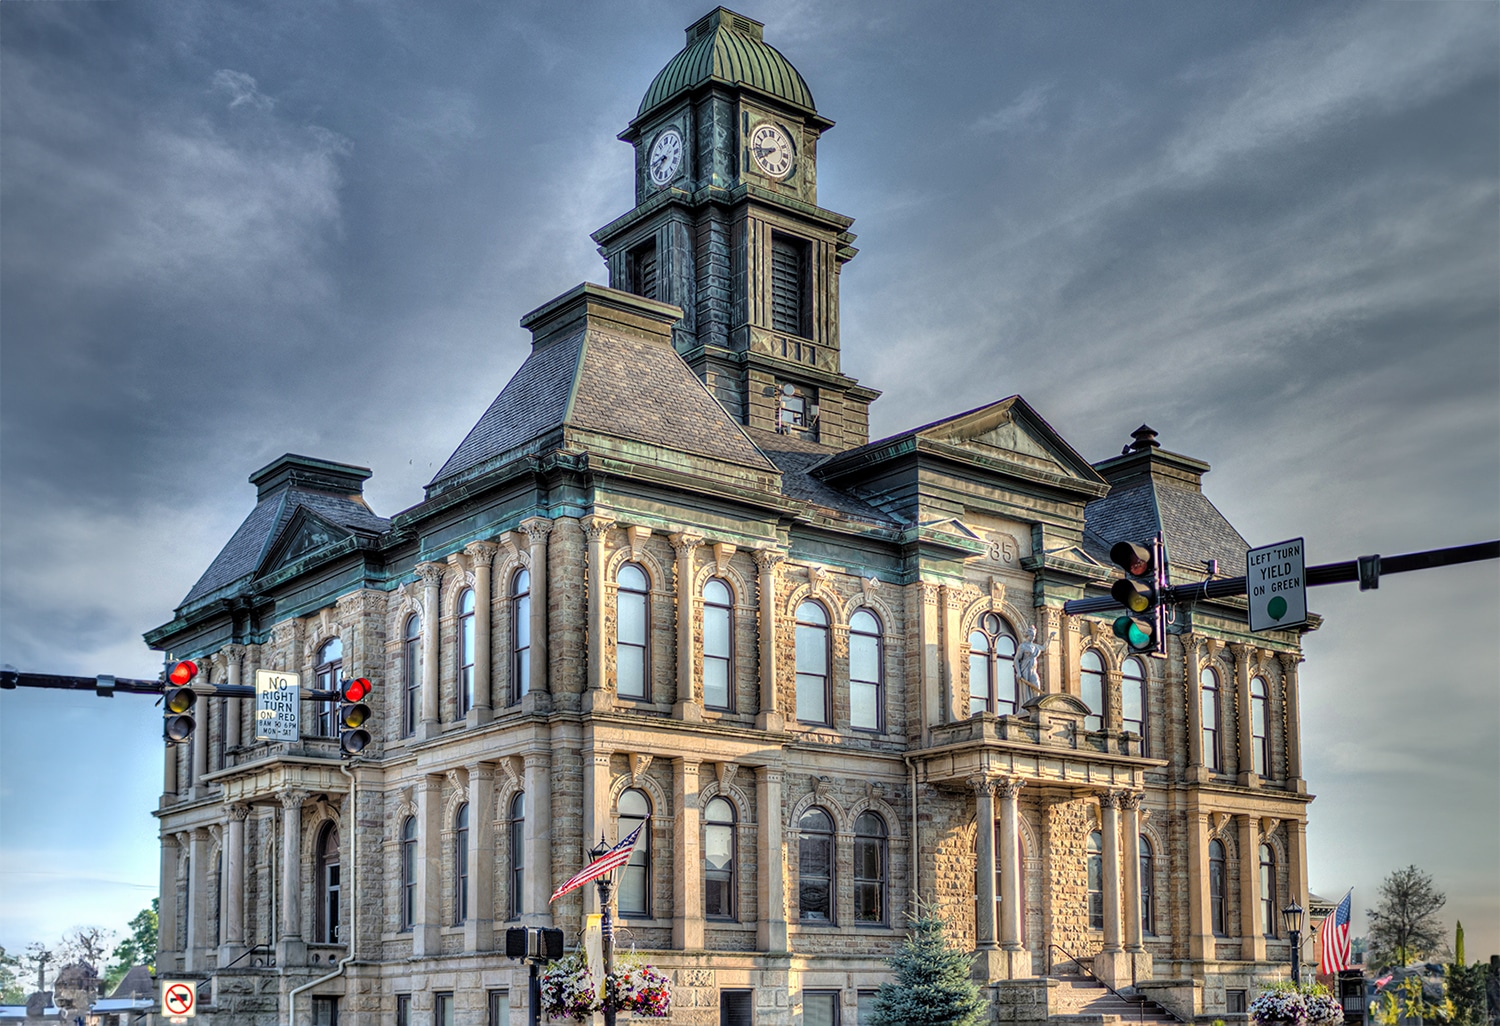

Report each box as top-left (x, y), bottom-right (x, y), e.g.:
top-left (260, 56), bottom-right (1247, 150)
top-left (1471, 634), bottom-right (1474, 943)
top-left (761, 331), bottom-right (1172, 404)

top-left (1045, 943), bottom-right (1183, 1023)
top-left (217, 942), bottom-right (276, 971)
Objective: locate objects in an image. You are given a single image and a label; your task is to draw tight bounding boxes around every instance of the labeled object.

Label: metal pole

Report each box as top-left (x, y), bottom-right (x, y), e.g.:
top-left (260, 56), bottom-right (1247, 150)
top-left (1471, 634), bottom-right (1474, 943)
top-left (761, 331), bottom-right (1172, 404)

top-left (598, 875), bottom-right (616, 1026)
top-left (528, 959), bottom-right (540, 1026)
top-left (1291, 928), bottom-right (1301, 985)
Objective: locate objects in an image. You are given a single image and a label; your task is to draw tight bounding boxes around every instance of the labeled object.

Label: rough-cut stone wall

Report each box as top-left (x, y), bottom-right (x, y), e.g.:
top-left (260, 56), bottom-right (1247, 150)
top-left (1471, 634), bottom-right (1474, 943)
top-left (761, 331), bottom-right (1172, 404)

top-left (1044, 798), bottom-right (1096, 961)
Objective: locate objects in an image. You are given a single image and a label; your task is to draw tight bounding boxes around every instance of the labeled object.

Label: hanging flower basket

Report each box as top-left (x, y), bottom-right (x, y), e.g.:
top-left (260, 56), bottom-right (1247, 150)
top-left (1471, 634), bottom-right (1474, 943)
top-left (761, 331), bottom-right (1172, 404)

top-left (610, 954), bottom-right (672, 1018)
top-left (537, 950), bottom-right (673, 1022)
top-left (1249, 982), bottom-right (1344, 1026)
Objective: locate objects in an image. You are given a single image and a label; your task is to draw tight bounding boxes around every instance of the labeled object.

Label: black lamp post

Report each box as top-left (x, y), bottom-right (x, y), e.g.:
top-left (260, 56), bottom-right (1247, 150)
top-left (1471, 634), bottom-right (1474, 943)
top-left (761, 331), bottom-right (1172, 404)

top-left (1282, 901), bottom-right (1305, 984)
top-left (590, 837), bottom-right (618, 1026)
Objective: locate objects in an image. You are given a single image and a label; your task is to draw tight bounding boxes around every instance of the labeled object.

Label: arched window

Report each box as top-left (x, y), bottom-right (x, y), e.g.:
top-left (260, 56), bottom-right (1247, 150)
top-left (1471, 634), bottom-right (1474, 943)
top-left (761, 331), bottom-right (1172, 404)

top-left (1251, 676), bottom-right (1270, 777)
top-left (794, 601), bottom-right (831, 725)
top-left (511, 568), bottom-right (530, 704)
top-left (453, 803), bottom-right (469, 926)
top-left (849, 609), bottom-right (883, 732)
top-left (509, 792), bottom-right (525, 918)
top-left (1200, 667), bottom-right (1222, 771)
top-left (1087, 830), bottom-right (1104, 929)
top-left (969, 613), bottom-right (1019, 716)
top-left (702, 579), bottom-right (734, 710)
top-left (1122, 657), bottom-right (1148, 753)
top-left (1140, 834), bottom-right (1156, 936)
top-left (853, 812), bottom-right (888, 924)
top-left (617, 789), bottom-right (651, 917)
top-left (315, 638), bottom-right (343, 737)
top-left (402, 615), bottom-right (421, 737)
top-left (616, 564), bottom-right (650, 700)
top-left (798, 807), bottom-right (834, 922)
top-left (1080, 650), bottom-right (1105, 732)
top-left (1209, 839), bottom-right (1227, 936)
top-left (1260, 843), bottom-right (1276, 937)
top-left (457, 589), bottom-right (475, 719)
top-left (704, 796), bottom-right (736, 920)
top-left (400, 816), bottom-right (417, 931)
top-left (316, 822), bottom-right (340, 943)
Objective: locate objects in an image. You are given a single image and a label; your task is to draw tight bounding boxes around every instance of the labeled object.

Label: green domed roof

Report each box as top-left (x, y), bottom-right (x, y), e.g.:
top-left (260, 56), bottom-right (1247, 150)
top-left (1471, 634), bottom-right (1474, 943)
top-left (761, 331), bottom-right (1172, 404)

top-left (638, 8), bottom-right (816, 119)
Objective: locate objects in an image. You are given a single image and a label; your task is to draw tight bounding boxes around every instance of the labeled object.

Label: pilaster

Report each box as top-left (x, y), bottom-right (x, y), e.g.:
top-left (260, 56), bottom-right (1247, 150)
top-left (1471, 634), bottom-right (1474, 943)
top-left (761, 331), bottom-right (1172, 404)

top-left (753, 549), bottom-right (785, 731)
top-left (671, 534), bottom-right (704, 720)
top-left (465, 763), bottom-right (496, 951)
top-left (416, 562), bottom-right (444, 738)
top-left (467, 541), bottom-right (499, 724)
top-left (672, 758), bottom-right (705, 949)
top-left (755, 766), bottom-right (786, 952)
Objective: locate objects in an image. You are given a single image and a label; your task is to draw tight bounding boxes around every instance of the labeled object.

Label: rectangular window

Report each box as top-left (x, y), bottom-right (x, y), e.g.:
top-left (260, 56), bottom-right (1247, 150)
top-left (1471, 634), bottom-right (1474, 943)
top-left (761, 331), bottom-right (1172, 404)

top-left (720, 990), bottom-right (754, 1026)
top-left (804, 990), bottom-right (841, 1026)
top-left (1227, 990), bottom-right (1248, 1014)
top-left (312, 996), bottom-right (338, 1026)
top-left (857, 991), bottom-right (880, 1026)
top-left (487, 990), bottom-right (509, 1026)
top-left (396, 994), bottom-right (411, 1026)
top-left (434, 992), bottom-right (454, 1026)
top-left (775, 381), bottom-right (818, 440)
top-left (771, 233), bottom-right (809, 337)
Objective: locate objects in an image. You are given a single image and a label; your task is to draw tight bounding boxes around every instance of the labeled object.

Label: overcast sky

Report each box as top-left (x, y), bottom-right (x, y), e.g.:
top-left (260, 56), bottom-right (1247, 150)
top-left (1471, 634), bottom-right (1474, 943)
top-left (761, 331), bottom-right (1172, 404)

top-left (2, 1), bottom-right (1496, 962)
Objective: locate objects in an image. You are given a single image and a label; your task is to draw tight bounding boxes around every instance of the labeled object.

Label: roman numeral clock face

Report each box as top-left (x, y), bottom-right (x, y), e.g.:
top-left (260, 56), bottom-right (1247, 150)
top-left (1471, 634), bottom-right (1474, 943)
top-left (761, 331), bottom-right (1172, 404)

top-left (648, 128), bottom-right (682, 187)
top-left (750, 123), bottom-right (793, 178)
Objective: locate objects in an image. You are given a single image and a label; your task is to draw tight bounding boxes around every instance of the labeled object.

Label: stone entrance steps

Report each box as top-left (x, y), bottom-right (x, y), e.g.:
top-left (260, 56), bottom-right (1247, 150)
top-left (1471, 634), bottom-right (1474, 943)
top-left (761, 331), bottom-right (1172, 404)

top-left (1048, 972), bottom-right (1182, 1026)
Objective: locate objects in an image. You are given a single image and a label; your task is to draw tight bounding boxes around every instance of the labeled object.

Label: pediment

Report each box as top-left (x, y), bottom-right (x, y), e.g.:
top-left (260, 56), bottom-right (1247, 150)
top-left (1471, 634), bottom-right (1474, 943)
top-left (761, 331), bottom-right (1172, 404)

top-left (916, 397), bottom-right (1105, 485)
top-left (258, 506), bottom-right (351, 576)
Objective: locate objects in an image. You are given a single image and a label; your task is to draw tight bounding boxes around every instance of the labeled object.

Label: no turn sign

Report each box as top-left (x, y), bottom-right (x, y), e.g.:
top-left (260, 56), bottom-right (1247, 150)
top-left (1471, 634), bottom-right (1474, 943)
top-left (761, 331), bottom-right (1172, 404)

top-left (162, 979), bottom-right (197, 1018)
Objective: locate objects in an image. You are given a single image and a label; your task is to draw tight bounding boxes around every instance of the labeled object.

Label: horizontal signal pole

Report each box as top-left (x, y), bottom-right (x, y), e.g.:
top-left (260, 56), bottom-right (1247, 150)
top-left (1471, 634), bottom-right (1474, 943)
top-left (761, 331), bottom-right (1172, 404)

top-left (1063, 540), bottom-right (1499, 616)
top-left (0, 671), bottom-right (342, 702)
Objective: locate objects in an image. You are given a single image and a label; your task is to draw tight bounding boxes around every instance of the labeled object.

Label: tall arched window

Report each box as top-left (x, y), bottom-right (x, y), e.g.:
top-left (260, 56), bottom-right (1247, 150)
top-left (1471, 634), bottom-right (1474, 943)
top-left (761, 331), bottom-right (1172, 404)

top-left (702, 579), bottom-right (734, 710)
top-left (969, 613), bottom-right (1019, 716)
top-left (511, 568), bottom-right (530, 704)
top-left (509, 792), bottom-right (525, 918)
top-left (853, 812), bottom-right (888, 925)
top-left (315, 638), bottom-right (343, 737)
top-left (849, 609), bottom-right (883, 732)
top-left (1139, 834), bottom-right (1156, 936)
top-left (1201, 667), bottom-right (1222, 771)
top-left (617, 789), bottom-right (651, 917)
top-left (457, 589), bottom-right (475, 719)
top-left (1080, 650), bottom-right (1105, 732)
top-left (400, 816), bottom-right (417, 931)
top-left (1209, 839), bottom-right (1227, 936)
top-left (402, 615), bottom-right (421, 738)
top-left (453, 803), bottom-right (469, 926)
top-left (1122, 657), bottom-right (1148, 753)
top-left (1260, 843), bottom-right (1276, 937)
top-left (794, 601), bottom-right (830, 725)
top-left (704, 796), bottom-right (736, 920)
top-left (798, 807), bottom-right (834, 922)
top-left (1087, 830), bottom-right (1104, 929)
top-left (616, 564), bottom-right (650, 700)
top-left (316, 822), bottom-right (340, 943)
top-left (1251, 676), bottom-right (1270, 776)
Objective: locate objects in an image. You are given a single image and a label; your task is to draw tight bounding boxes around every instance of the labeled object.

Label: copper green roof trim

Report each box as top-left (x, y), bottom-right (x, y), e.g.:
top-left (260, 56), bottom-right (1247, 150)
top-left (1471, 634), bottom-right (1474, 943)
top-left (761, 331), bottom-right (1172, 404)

top-left (638, 8), bottom-right (816, 119)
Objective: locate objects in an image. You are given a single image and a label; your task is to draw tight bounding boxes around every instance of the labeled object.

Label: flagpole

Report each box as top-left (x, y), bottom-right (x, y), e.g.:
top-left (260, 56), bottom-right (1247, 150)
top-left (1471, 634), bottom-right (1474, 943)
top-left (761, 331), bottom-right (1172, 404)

top-left (589, 835), bottom-right (618, 1026)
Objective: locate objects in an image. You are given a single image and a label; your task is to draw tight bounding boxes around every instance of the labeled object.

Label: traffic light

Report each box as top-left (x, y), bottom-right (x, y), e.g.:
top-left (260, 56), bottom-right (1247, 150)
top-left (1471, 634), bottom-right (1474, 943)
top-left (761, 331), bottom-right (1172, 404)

top-left (1109, 536), bottom-right (1167, 657)
top-left (338, 677), bottom-right (373, 757)
top-left (163, 660), bottom-right (198, 742)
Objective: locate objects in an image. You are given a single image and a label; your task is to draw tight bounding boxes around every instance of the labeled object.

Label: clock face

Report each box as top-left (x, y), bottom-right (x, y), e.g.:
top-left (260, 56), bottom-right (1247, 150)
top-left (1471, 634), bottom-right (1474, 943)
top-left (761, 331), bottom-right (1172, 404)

top-left (750, 123), bottom-right (794, 178)
top-left (648, 128), bottom-right (683, 187)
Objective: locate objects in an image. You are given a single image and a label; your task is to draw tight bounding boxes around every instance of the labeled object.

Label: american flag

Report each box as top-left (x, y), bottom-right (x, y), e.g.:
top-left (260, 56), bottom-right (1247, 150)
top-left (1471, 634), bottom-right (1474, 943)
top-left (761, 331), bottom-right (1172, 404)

top-left (550, 820), bottom-right (647, 903)
top-left (1318, 889), bottom-right (1353, 975)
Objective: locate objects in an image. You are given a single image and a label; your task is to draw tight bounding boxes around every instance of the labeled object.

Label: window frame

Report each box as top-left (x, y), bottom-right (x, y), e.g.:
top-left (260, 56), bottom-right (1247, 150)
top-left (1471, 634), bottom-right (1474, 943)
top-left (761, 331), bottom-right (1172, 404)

top-left (311, 995), bottom-right (339, 1026)
top-left (802, 989), bottom-right (842, 1026)
top-left (797, 806), bottom-right (835, 923)
top-left (769, 231), bottom-right (811, 339)
top-left (1260, 843), bottom-right (1277, 937)
top-left (969, 613), bottom-right (1019, 716)
top-left (1080, 649), bottom-right (1106, 732)
top-left (794, 600), bottom-right (831, 726)
top-left (702, 577), bottom-right (735, 711)
top-left (511, 567), bottom-right (531, 705)
top-left (616, 788), bottom-right (652, 918)
top-left (314, 637), bottom-right (343, 738)
top-left (1087, 830), bottom-right (1104, 929)
top-left (396, 994), bottom-right (411, 1026)
top-left (1122, 656), bottom-right (1148, 754)
top-left (848, 609), bottom-right (884, 733)
top-left (704, 796), bottom-right (737, 921)
top-left (487, 990), bottom-right (510, 1026)
top-left (1250, 675), bottom-right (1270, 777)
top-left (615, 563), bottom-right (651, 701)
top-left (1209, 838), bottom-right (1227, 936)
top-left (402, 614), bottom-right (421, 737)
top-left (1201, 666), bottom-right (1222, 771)
top-left (457, 588), bottom-right (475, 719)
top-left (315, 821), bottom-right (340, 944)
top-left (1139, 834), bottom-right (1156, 936)
top-left (433, 991), bottom-right (454, 1026)
top-left (852, 811), bottom-right (888, 926)
top-left (400, 816), bottom-right (417, 932)
top-left (453, 802), bottom-right (469, 926)
top-left (509, 791), bottom-right (525, 919)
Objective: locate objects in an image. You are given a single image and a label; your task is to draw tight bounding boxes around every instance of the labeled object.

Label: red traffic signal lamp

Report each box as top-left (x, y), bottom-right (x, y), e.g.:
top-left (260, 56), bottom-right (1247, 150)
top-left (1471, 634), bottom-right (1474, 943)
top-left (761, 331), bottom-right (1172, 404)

top-left (163, 660), bottom-right (199, 742)
top-left (1109, 537), bottom-right (1167, 657)
top-left (338, 677), bottom-right (373, 757)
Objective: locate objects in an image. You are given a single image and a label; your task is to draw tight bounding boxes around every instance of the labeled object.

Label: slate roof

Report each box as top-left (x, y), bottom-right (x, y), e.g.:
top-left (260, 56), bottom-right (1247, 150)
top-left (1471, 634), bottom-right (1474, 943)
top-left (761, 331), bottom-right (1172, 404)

top-left (743, 427), bottom-right (897, 525)
top-left (1085, 476), bottom-right (1249, 584)
top-left (183, 486), bottom-right (390, 604)
top-left (107, 965), bottom-right (154, 1000)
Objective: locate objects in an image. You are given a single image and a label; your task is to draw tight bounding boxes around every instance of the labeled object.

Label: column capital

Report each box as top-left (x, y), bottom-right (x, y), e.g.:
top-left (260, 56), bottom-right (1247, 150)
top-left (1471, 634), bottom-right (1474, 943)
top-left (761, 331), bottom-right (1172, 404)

top-left (668, 532), bottom-right (704, 556)
top-left (279, 789), bottom-right (309, 811)
top-left (221, 643), bottom-right (246, 662)
top-left (469, 761), bottom-right (496, 782)
top-left (1119, 791), bottom-right (1144, 812)
top-left (1228, 642), bottom-right (1252, 662)
top-left (582, 514), bottom-right (614, 541)
top-left (996, 776), bottom-right (1025, 801)
top-left (227, 803), bottom-right (252, 822)
top-left (416, 562), bottom-right (446, 588)
top-left (1099, 790), bottom-right (1123, 810)
top-left (519, 516), bottom-right (554, 542)
top-left (969, 775), bottom-right (997, 798)
top-left (752, 547), bottom-right (786, 572)
top-left (1277, 650), bottom-right (1303, 673)
top-left (466, 540), bottom-right (500, 564)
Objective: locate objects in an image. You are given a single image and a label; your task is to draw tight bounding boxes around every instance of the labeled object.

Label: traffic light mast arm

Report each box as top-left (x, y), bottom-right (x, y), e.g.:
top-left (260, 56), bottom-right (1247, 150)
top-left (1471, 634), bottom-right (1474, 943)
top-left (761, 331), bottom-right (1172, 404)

top-left (1063, 539), bottom-right (1500, 615)
top-left (0, 671), bottom-right (342, 701)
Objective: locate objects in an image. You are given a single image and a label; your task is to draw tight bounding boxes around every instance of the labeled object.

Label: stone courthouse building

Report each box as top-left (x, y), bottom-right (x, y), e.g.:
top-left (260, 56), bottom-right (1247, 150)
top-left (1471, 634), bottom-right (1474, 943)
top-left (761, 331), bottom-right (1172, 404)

top-left (146, 9), bottom-right (1315, 1025)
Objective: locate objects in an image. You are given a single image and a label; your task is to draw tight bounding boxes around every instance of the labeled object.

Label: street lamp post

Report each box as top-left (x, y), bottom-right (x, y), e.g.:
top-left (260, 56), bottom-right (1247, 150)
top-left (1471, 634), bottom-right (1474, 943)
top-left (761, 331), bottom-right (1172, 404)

top-left (1282, 901), bottom-right (1305, 985)
top-left (590, 838), bottom-right (618, 1026)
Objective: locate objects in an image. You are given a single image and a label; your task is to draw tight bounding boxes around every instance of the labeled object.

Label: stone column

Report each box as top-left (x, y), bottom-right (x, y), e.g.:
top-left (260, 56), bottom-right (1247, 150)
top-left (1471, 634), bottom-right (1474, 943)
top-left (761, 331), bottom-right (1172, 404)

top-left (997, 778), bottom-right (1025, 953)
top-left (973, 778), bottom-right (998, 950)
top-left (1286, 818), bottom-right (1309, 920)
top-left (1187, 808), bottom-right (1211, 961)
top-left (754, 549), bottom-right (785, 730)
top-left (466, 763), bottom-right (495, 951)
top-left (1100, 792), bottom-right (1123, 954)
top-left (941, 585), bottom-right (964, 722)
top-left (224, 645), bottom-right (244, 763)
top-left (277, 790), bottom-right (308, 965)
top-left (581, 749), bottom-right (611, 916)
top-left (1279, 653), bottom-right (1305, 791)
top-left (756, 766), bottom-right (786, 952)
top-left (671, 534), bottom-right (704, 720)
top-left (163, 740), bottom-right (179, 803)
top-left (413, 774), bottom-right (442, 955)
top-left (916, 582), bottom-right (943, 738)
top-left (1232, 643), bottom-right (1256, 784)
top-left (1239, 814), bottom-right (1266, 961)
top-left (584, 518), bottom-right (611, 706)
top-left (158, 835), bottom-right (181, 964)
top-left (220, 804), bottom-right (250, 960)
top-left (417, 562), bottom-right (445, 738)
top-left (191, 693), bottom-right (209, 794)
top-left (673, 758), bottom-right (704, 949)
top-left (467, 541), bottom-right (499, 723)
top-left (1185, 640), bottom-right (1205, 777)
top-left (520, 518), bottom-right (552, 702)
top-left (1121, 794), bottom-right (1143, 952)
top-left (523, 750), bottom-right (553, 924)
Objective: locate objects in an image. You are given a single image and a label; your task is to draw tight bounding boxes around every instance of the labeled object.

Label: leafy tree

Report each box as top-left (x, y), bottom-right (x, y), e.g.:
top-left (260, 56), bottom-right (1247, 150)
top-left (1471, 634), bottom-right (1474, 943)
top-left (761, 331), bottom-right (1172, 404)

top-left (58, 926), bottom-right (114, 968)
top-left (867, 900), bottom-right (987, 1026)
top-left (1367, 866), bottom-right (1446, 969)
top-left (104, 901), bottom-right (159, 990)
top-left (0, 947), bottom-right (25, 1004)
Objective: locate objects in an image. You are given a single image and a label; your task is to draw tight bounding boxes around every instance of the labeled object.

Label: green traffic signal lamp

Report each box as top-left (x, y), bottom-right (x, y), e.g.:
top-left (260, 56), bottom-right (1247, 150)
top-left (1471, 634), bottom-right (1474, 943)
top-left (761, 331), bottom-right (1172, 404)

top-left (338, 677), bottom-right (373, 757)
top-left (1112, 614), bottom-right (1154, 651)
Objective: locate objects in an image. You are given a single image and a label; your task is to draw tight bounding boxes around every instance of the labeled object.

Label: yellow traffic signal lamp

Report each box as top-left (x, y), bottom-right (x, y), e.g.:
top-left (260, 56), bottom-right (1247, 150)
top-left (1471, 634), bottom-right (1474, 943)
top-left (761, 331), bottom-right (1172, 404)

top-left (338, 677), bottom-right (373, 757)
top-left (163, 659), bottom-right (198, 742)
top-left (1109, 537), bottom-right (1167, 657)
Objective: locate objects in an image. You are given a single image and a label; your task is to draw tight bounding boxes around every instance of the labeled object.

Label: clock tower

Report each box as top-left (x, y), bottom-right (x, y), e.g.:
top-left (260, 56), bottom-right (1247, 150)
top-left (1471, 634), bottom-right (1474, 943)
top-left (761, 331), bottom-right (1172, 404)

top-left (592, 7), bottom-right (878, 447)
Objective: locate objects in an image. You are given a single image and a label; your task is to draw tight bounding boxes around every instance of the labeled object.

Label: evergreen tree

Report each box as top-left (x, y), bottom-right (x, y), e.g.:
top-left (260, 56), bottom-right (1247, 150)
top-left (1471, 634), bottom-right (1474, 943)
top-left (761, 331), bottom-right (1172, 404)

top-left (867, 901), bottom-right (987, 1026)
